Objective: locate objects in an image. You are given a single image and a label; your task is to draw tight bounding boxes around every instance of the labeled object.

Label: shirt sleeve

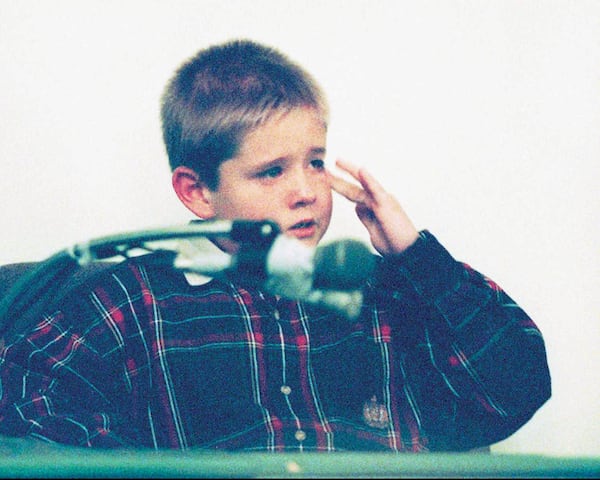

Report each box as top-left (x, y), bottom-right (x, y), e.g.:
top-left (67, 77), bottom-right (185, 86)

top-left (373, 230), bottom-right (552, 451)
top-left (0, 277), bottom-right (147, 448)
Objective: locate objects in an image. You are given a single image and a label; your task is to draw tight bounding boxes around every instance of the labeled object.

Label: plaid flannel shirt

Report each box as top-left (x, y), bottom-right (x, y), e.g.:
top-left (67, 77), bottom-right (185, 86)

top-left (0, 231), bottom-right (551, 451)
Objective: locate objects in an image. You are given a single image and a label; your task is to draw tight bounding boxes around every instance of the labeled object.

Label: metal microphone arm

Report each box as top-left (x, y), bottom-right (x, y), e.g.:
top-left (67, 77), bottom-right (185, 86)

top-left (68, 219), bottom-right (279, 264)
top-left (0, 219), bottom-right (369, 343)
top-left (0, 220), bottom-right (279, 342)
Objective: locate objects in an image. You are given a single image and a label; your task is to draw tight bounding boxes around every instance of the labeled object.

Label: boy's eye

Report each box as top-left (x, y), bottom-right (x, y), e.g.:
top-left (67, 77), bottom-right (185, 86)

top-left (257, 166), bottom-right (283, 178)
top-left (311, 159), bottom-right (325, 170)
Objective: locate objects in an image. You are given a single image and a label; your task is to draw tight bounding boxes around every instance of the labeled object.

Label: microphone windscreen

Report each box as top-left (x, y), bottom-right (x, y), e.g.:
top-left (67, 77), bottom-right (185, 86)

top-left (313, 239), bottom-right (375, 290)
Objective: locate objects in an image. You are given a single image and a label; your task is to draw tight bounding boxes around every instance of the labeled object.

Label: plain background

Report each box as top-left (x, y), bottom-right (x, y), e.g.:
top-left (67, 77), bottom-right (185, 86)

top-left (1, 0), bottom-right (598, 457)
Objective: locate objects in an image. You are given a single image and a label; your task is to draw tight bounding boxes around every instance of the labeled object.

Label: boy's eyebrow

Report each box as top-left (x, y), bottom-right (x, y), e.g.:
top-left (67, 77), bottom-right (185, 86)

top-left (301, 146), bottom-right (327, 162)
top-left (249, 146), bottom-right (327, 171)
top-left (258, 147), bottom-right (326, 165)
top-left (310, 147), bottom-right (327, 156)
top-left (248, 156), bottom-right (288, 173)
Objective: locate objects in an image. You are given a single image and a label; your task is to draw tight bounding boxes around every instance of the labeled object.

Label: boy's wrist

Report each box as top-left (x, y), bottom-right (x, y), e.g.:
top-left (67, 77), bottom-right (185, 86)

top-left (378, 230), bottom-right (463, 300)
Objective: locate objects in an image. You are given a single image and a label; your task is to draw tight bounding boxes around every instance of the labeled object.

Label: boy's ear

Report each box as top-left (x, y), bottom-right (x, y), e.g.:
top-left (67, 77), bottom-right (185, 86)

top-left (171, 166), bottom-right (216, 219)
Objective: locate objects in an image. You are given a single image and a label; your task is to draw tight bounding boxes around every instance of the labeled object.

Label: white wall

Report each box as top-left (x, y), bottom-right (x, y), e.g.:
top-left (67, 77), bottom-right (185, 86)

top-left (1, 0), bottom-right (598, 457)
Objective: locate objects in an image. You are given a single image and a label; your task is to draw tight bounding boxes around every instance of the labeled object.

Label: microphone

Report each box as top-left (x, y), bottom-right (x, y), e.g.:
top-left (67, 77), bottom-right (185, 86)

top-left (174, 224), bottom-right (376, 319)
top-left (0, 220), bottom-right (375, 343)
top-left (265, 235), bottom-right (375, 319)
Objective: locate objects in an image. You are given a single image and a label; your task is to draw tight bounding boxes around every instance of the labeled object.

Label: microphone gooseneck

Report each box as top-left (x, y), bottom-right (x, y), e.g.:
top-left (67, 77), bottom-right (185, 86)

top-left (0, 220), bottom-right (375, 344)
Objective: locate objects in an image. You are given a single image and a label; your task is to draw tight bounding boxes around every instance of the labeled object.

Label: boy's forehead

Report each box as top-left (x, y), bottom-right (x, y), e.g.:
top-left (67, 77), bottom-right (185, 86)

top-left (247, 106), bottom-right (326, 140)
top-left (236, 107), bottom-right (327, 158)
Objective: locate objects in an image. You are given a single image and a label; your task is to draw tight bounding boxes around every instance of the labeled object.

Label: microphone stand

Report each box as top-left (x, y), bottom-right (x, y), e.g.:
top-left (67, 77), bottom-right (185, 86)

top-left (0, 220), bottom-right (279, 343)
top-left (0, 219), bottom-right (372, 343)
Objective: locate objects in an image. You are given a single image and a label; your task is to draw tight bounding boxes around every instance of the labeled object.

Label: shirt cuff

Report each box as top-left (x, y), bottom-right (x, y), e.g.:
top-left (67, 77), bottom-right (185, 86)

top-left (376, 230), bottom-right (464, 302)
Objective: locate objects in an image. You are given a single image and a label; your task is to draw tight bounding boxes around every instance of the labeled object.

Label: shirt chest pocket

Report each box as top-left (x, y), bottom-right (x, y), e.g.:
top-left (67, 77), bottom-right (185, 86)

top-left (308, 333), bottom-right (386, 419)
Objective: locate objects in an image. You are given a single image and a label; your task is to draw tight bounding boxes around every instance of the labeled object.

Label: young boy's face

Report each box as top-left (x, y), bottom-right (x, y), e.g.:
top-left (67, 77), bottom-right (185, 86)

top-left (206, 107), bottom-right (332, 247)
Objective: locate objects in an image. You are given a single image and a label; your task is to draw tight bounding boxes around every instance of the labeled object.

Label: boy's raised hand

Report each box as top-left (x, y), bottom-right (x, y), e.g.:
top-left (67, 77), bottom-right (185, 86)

top-left (328, 159), bottom-right (420, 256)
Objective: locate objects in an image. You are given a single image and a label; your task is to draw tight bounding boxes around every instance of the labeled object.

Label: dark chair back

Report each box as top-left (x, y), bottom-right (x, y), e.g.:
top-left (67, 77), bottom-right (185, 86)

top-left (0, 262), bottom-right (115, 299)
top-left (0, 260), bottom-right (116, 345)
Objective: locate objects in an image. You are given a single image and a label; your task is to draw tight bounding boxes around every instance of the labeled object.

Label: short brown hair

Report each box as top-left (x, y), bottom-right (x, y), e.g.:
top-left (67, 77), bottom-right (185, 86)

top-left (160, 39), bottom-right (328, 190)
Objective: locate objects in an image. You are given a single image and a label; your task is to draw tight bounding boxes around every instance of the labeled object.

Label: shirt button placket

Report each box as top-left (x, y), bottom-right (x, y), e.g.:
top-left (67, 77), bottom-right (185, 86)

top-left (274, 306), bottom-right (305, 445)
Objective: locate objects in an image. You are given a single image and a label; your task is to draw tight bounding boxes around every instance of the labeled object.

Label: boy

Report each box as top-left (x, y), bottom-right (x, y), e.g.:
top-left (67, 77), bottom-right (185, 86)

top-left (0, 39), bottom-right (550, 451)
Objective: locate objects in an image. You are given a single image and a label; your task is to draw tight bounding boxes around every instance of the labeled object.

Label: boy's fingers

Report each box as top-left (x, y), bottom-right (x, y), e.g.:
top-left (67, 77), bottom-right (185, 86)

top-left (335, 158), bottom-right (384, 201)
top-left (334, 158), bottom-right (362, 181)
top-left (328, 172), bottom-right (369, 204)
top-left (357, 167), bottom-right (385, 199)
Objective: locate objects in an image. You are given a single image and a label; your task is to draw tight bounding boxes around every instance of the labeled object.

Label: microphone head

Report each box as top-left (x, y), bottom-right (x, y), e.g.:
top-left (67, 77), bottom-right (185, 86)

top-left (264, 235), bottom-right (315, 298)
top-left (229, 220), bottom-right (280, 246)
top-left (312, 239), bottom-right (376, 290)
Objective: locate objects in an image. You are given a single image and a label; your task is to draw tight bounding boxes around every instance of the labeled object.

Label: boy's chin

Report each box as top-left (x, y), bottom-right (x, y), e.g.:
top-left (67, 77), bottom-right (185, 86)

top-left (292, 235), bottom-right (322, 248)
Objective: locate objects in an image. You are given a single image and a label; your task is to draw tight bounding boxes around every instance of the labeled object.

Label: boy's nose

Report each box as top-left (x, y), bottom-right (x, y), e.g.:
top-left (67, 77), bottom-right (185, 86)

top-left (289, 173), bottom-right (317, 207)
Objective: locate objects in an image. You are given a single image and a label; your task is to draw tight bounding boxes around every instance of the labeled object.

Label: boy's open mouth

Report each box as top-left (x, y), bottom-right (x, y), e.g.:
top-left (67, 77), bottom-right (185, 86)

top-left (288, 219), bottom-right (317, 239)
top-left (290, 220), bottom-right (315, 230)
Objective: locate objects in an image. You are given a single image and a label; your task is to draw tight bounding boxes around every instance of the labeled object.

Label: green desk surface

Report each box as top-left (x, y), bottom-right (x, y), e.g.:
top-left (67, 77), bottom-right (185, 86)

top-left (0, 436), bottom-right (598, 478)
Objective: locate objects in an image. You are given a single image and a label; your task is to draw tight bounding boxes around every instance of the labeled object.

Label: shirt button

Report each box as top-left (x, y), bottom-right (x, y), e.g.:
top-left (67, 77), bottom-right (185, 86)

top-left (280, 385), bottom-right (291, 395)
top-left (294, 430), bottom-right (306, 442)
